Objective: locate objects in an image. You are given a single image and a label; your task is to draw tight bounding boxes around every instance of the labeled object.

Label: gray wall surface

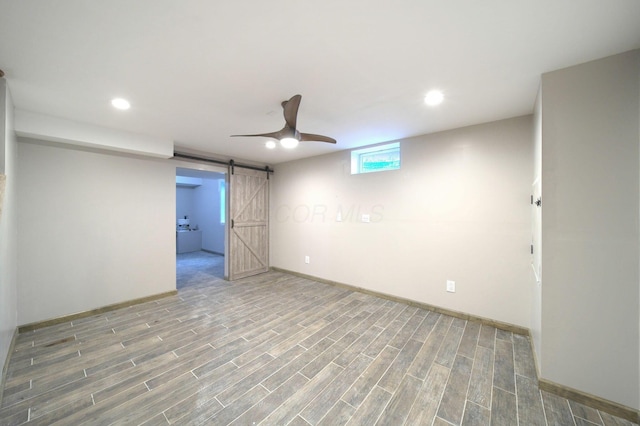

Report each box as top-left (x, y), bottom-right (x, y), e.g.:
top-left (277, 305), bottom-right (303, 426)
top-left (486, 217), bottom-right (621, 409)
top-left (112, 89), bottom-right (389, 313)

top-left (17, 140), bottom-right (177, 325)
top-left (0, 79), bottom-right (18, 382)
top-left (541, 50), bottom-right (639, 409)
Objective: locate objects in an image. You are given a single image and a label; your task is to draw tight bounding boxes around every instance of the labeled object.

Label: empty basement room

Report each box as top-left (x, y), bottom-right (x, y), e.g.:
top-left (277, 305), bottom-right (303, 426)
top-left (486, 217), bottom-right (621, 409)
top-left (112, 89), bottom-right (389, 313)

top-left (1, 2), bottom-right (639, 425)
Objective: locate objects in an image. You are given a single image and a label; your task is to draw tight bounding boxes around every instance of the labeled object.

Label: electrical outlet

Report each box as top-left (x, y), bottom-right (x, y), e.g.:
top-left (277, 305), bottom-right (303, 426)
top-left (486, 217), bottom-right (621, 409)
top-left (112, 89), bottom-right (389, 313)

top-left (336, 212), bottom-right (342, 222)
top-left (361, 214), bottom-right (370, 223)
top-left (446, 280), bottom-right (456, 293)
top-left (305, 256), bottom-right (310, 264)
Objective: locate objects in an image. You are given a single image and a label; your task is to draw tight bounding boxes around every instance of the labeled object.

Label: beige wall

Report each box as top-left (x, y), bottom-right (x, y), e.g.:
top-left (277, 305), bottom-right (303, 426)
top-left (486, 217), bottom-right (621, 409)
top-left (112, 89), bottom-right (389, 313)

top-left (541, 50), bottom-right (639, 409)
top-left (17, 140), bottom-right (176, 325)
top-left (0, 79), bottom-right (18, 378)
top-left (271, 115), bottom-right (533, 327)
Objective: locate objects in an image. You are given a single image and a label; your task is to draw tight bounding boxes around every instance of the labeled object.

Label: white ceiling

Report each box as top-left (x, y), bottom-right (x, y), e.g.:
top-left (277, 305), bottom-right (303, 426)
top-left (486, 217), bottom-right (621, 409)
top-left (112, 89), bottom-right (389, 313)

top-left (1, 1), bottom-right (639, 165)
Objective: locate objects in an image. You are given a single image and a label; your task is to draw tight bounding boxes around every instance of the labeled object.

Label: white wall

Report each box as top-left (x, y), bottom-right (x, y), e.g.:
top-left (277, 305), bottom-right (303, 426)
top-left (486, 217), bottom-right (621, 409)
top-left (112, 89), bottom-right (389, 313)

top-left (271, 115), bottom-right (533, 327)
top-left (17, 139), bottom-right (176, 325)
top-left (541, 50), bottom-right (639, 409)
top-left (531, 86), bottom-right (543, 365)
top-left (0, 80), bottom-right (18, 377)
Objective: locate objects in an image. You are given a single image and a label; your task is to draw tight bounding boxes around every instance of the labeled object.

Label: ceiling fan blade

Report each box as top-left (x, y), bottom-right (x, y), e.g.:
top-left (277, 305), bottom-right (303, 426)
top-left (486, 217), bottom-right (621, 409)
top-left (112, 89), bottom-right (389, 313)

top-left (299, 132), bottom-right (337, 144)
top-left (232, 95), bottom-right (335, 146)
top-left (283, 94), bottom-right (302, 129)
top-left (231, 131), bottom-right (282, 139)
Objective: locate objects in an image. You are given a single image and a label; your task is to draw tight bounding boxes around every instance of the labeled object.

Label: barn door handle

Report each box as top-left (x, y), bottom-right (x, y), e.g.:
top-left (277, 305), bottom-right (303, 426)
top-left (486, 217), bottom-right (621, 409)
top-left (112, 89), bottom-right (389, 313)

top-left (231, 219), bottom-right (234, 229)
top-left (535, 198), bottom-right (541, 207)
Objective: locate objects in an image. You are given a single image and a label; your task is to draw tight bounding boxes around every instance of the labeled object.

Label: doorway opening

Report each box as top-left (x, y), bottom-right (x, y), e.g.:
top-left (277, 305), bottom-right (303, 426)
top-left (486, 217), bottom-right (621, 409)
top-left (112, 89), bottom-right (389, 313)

top-left (175, 167), bottom-right (226, 289)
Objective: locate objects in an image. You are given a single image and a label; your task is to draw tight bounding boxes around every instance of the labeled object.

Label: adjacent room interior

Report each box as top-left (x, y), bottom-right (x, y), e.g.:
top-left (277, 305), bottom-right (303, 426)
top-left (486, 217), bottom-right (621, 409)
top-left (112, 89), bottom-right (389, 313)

top-left (175, 167), bottom-right (226, 288)
top-left (0, 2), bottom-right (639, 424)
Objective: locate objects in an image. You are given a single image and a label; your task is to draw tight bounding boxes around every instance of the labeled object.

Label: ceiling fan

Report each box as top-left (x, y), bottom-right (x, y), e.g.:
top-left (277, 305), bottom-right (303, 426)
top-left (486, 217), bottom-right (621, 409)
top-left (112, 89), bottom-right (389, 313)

top-left (232, 94), bottom-right (336, 148)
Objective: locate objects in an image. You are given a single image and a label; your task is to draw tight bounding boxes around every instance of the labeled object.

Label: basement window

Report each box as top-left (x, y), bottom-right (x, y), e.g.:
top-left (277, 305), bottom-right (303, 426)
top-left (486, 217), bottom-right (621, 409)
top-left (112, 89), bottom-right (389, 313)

top-left (351, 142), bottom-right (400, 174)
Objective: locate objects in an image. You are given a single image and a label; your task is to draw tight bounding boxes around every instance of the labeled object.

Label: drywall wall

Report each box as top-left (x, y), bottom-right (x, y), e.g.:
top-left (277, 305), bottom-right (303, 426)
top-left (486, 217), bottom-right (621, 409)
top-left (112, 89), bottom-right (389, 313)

top-left (531, 86), bottom-right (543, 365)
top-left (271, 115), bottom-right (533, 327)
top-left (0, 80), bottom-right (18, 381)
top-left (541, 50), bottom-right (639, 409)
top-left (17, 139), bottom-right (176, 325)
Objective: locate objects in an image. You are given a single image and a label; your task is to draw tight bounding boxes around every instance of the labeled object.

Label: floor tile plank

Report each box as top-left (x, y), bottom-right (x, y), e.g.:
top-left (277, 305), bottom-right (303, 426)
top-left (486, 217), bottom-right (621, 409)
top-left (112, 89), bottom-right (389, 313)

top-left (377, 339), bottom-right (423, 393)
top-left (491, 386), bottom-right (518, 426)
top-left (375, 373), bottom-right (422, 425)
top-left (228, 373), bottom-right (308, 425)
top-left (435, 322), bottom-right (464, 368)
top-left (437, 354), bottom-right (474, 425)
top-left (513, 334), bottom-right (537, 380)
top-left (541, 390), bottom-right (575, 426)
top-left (570, 399), bottom-right (605, 425)
top-left (341, 345), bottom-right (399, 408)
top-left (300, 355), bottom-right (372, 425)
top-left (516, 374), bottom-right (546, 426)
top-left (345, 386), bottom-right (392, 426)
top-left (317, 400), bottom-right (355, 426)
top-left (462, 401), bottom-right (491, 426)
top-left (457, 320), bottom-right (481, 359)
top-left (467, 345), bottom-right (494, 409)
top-left (407, 315), bottom-right (452, 380)
top-left (405, 362), bottom-right (450, 425)
top-left (493, 338), bottom-right (515, 393)
top-left (260, 362), bottom-right (344, 425)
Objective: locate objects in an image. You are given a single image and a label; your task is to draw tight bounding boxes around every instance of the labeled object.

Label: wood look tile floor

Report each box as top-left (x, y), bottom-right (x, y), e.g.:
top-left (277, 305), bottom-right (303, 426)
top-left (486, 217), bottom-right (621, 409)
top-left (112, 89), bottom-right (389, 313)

top-left (1, 270), bottom-right (637, 425)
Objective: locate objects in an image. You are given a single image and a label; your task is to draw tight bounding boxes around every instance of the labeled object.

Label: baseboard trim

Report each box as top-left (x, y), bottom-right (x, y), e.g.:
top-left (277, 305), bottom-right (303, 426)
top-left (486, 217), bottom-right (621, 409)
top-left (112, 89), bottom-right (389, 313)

top-left (201, 249), bottom-right (224, 256)
top-left (539, 378), bottom-right (639, 424)
top-left (0, 327), bottom-right (19, 407)
top-left (270, 267), bottom-right (529, 336)
top-left (18, 290), bottom-right (178, 334)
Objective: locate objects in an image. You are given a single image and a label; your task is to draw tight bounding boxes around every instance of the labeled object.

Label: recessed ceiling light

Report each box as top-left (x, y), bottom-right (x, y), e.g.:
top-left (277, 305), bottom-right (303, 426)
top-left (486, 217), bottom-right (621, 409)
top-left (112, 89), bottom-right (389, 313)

top-left (265, 140), bottom-right (277, 149)
top-left (424, 90), bottom-right (444, 106)
top-left (111, 98), bottom-right (130, 110)
top-left (280, 137), bottom-right (299, 149)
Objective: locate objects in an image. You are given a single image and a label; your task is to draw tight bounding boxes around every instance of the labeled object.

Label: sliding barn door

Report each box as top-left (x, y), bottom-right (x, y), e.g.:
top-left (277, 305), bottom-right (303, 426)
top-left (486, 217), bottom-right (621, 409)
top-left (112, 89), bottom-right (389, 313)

top-left (227, 167), bottom-right (269, 280)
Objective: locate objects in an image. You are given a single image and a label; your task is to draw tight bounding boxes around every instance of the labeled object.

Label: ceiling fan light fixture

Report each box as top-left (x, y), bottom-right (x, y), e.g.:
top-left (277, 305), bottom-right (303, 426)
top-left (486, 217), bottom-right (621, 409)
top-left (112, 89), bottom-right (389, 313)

top-left (424, 90), bottom-right (444, 106)
top-left (265, 140), bottom-right (277, 149)
top-left (111, 98), bottom-right (130, 110)
top-left (280, 137), bottom-right (299, 149)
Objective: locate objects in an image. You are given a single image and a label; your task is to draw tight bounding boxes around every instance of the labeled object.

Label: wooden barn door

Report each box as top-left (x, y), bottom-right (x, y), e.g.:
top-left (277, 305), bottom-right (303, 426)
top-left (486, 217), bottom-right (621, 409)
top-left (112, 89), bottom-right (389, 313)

top-left (227, 166), bottom-right (269, 280)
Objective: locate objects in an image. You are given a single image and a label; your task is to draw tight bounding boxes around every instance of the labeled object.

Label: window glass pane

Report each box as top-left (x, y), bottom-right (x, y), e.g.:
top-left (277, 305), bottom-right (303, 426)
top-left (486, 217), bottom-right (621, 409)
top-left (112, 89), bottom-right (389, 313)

top-left (359, 147), bottom-right (400, 172)
top-left (351, 142), bottom-right (400, 174)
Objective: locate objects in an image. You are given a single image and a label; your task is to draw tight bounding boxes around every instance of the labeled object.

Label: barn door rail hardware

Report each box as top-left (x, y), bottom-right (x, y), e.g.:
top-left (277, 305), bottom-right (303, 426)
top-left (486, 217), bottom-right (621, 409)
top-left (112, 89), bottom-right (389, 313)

top-left (173, 152), bottom-right (274, 176)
